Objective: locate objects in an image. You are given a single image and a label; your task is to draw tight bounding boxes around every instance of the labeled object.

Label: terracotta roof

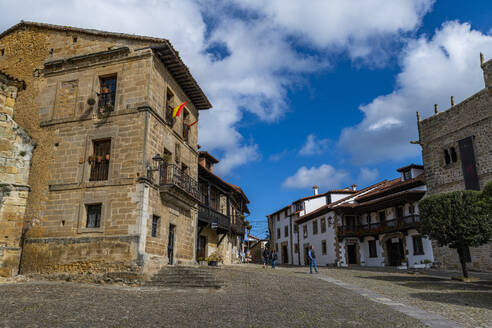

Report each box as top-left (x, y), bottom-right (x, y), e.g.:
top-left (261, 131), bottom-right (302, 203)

top-left (198, 151), bottom-right (219, 164)
top-left (355, 174), bottom-right (425, 203)
top-left (335, 190), bottom-right (426, 213)
top-left (0, 21), bottom-right (211, 110)
top-left (396, 163), bottom-right (424, 172)
top-left (295, 180), bottom-right (388, 224)
top-left (296, 188), bottom-right (356, 202)
top-left (266, 204), bottom-right (290, 218)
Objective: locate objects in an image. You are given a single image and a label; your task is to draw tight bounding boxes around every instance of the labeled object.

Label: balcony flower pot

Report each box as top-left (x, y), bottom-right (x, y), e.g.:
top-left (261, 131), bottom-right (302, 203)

top-left (208, 260), bottom-right (218, 267)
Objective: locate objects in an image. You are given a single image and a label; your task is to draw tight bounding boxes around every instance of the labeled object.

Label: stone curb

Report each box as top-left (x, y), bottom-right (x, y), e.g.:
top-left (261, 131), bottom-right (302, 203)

top-left (313, 274), bottom-right (463, 328)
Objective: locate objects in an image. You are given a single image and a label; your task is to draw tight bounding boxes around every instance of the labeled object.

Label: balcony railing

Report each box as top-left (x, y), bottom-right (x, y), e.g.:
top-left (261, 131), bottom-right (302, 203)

top-left (198, 203), bottom-right (230, 230)
top-left (338, 215), bottom-right (421, 237)
top-left (231, 219), bottom-right (245, 235)
top-left (159, 163), bottom-right (200, 200)
top-left (165, 105), bottom-right (174, 125)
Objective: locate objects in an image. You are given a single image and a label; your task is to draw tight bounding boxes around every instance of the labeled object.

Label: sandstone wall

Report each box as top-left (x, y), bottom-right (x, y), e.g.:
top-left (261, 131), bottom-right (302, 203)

top-left (419, 59), bottom-right (492, 271)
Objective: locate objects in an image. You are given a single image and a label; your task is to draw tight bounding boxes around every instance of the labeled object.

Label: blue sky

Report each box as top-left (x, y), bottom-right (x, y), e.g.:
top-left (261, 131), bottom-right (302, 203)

top-left (1, 1), bottom-right (492, 238)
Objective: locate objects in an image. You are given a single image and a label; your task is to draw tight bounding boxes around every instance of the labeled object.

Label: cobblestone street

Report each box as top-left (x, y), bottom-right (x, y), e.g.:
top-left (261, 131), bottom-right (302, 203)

top-left (0, 265), bottom-right (425, 328)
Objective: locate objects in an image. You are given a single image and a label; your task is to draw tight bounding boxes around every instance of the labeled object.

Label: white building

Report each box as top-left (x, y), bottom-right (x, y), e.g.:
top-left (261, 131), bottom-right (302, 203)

top-left (267, 186), bottom-right (357, 265)
top-left (268, 164), bottom-right (435, 269)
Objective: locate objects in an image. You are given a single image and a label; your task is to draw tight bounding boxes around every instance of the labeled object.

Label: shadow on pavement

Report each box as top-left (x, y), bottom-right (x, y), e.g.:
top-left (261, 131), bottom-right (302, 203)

top-left (409, 291), bottom-right (492, 309)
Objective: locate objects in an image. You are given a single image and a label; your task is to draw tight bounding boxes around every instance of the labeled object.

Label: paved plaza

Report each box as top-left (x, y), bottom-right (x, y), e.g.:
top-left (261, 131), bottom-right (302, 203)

top-left (0, 265), bottom-right (490, 327)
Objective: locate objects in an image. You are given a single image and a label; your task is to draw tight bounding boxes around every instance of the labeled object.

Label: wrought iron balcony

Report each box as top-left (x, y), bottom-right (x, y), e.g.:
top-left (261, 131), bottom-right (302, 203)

top-left (338, 215), bottom-right (421, 239)
top-left (198, 203), bottom-right (230, 231)
top-left (159, 163), bottom-right (200, 206)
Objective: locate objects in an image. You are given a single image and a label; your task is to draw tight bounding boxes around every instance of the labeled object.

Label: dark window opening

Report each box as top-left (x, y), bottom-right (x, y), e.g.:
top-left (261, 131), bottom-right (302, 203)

top-left (303, 225), bottom-right (308, 238)
top-left (183, 110), bottom-right (190, 142)
top-left (165, 88), bottom-right (174, 124)
top-left (409, 204), bottom-right (415, 214)
top-left (450, 147), bottom-right (457, 163)
top-left (73, 36), bottom-right (78, 43)
top-left (152, 215), bottom-right (160, 237)
top-left (403, 170), bottom-right (412, 180)
top-left (89, 139), bottom-right (111, 181)
top-left (412, 235), bottom-right (424, 255)
top-left (322, 240), bottom-right (327, 255)
top-left (277, 228), bottom-right (280, 239)
top-left (86, 204), bottom-right (102, 228)
top-left (294, 224), bottom-right (298, 234)
top-left (368, 240), bottom-right (378, 258)
top-left (284, 226), bottom-right (288, 237)
top-left (98, 75), bottom-right (117, 112)
top-left (397, 206), bottom-right (404, 218)
top-left (444, 149), bottom-right (451, 165)
top-left (379, 211), bottom-right (386, 224)
top-left (313, 220), bottom-right (318, 235)
top-left (276, 214), bottom-right (280, 222)
top-left (295, 243), bottom-right (299, 254)
top-left (320, 218), bottom-right (326, 233)
top-left (0, 49), bottom-right (4, 56)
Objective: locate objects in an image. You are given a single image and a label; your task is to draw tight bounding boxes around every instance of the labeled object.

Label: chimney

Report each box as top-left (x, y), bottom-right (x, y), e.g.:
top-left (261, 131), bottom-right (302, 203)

top-left (351, 184), bottom-right (357, 191)
top-left (313, 185), bottom-right (319, 195)
top-left (450, 96), bottom-right (455, 106)
top-left (434, 104), bottom-right (439, 114)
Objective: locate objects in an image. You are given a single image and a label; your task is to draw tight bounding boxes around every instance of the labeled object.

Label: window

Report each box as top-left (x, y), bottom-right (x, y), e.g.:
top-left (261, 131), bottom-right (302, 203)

top-left (320, 218), bottom-right (326, 233)
top-left (151, 215), bottom-right (160, 237)
top-left (165, 88), bottom-right (174, 123)
top-left (327, 216), bottom-right (333, 227)
top-left (284, 225), bottom-right (288, 237)
top-left (86, 204), bottom-right (102, 228)
top-left (276, 214), bottom-right (280, 222)
top-left (366, 215), bottom-right (371, 224)
top-left (412, 235), bottom-right (424, 255)
top-left (321, 240), bottom-right (327, 255)
top-left (409, 204), bottom-right (415, 214)
top-left (295, 243), bottom-right (299, 254)
top-left (277, 228), bottom-right (280, 239)
top-left (98, 75), bottom-right (117, 111)
top-left (368, 240), bottom-right (378, 258)
top-left (444, 149), bottom-right (451, 165)
top-left (295, 202), bottom-right (304, 212)
top-left (89, 139), bottom-right (111, 181)
top-left (303, 225), bottom-right (308, 238)
top-left (450, 147), bottom-right (458, 162)
top-left (379, 211), bottom-right (386, 224)
top-left (397, 206), bottom-right (404, 218)
top-left (183, 110), bottom-right (190, 142)
top-left (313, 220), bottom-right (318, 235)
top-left (294, 224), bottom-right (298, 234)
top-left (0, 49), bottom-right (4, 56)
top-left (205, 161), bottom-right (211, 170)
top-left (284, 209), bottom-right (288, 217)
top-left (73, 36), bottom-right (78, 43)
top-left (403, 170), bottom-right (411, 180)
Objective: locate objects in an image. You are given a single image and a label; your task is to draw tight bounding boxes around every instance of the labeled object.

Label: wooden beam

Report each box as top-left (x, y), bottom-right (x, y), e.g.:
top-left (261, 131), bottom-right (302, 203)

top-left (217, 233), bottom-right (227, 247)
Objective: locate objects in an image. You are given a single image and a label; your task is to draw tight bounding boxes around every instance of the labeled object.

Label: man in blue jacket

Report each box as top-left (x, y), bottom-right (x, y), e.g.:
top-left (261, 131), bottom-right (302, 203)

top-left (308, 245), bottom-right (318, 274)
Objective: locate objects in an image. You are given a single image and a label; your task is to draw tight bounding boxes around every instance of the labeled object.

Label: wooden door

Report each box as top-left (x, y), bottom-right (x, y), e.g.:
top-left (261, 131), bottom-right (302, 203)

top-left (197, 235), bottom-right (207, 260)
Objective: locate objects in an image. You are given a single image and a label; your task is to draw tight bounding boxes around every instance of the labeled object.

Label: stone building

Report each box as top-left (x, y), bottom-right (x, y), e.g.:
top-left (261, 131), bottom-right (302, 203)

top-left (417, 53), bottom-right (492, 271)
top-left (197, 151), bottom-right (249, 264)
top-left (0, 21), bottom-right (211, 277)
top-left (0, 70), bottom-right (34, 277)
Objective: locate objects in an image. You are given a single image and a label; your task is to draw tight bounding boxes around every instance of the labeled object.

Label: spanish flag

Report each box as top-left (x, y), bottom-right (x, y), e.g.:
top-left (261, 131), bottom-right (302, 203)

top-left (172, 101), bottom-right (188, 118)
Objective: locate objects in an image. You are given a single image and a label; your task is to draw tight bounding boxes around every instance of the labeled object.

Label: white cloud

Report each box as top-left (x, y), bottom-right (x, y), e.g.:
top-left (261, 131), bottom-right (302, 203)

top-left (0, 0), bottom-right (435, 174)
top-left (338, 21), bottom-right (492, 164)
top-left (358, 167), bottom-right (379, 184)
top-left (282, 164), bottom-right (349, 189)
top-left (214, 144), bottom-right (260, 176)
top-left (299, 134), bottom-right (331, 156)
top-left (268, 150), bottom-right (288, 162)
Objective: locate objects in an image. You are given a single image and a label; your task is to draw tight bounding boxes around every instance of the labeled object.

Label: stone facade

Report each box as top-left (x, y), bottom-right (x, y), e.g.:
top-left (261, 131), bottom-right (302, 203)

top-left (0, 22), bottom-right (211, 277)
top-left (418, 55), bottom-right (492, 272)
top-left (0, 70), bottom-right (33, 277)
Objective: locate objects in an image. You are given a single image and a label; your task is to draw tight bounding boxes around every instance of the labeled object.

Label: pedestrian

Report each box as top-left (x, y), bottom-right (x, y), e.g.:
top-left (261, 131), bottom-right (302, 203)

top-left (308, 245), bottom-right (318, 274)
top-left (271, 249), bottom-right (278, 269)
top-left (262, 248), bottom-right (269, 268)
top-left (240, 250), bottom-right (245, 263)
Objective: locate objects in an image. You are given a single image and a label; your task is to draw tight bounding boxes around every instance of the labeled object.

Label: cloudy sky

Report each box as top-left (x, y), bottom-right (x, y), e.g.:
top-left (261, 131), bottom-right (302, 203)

top-left (1, 0), bottom-right (491, 237)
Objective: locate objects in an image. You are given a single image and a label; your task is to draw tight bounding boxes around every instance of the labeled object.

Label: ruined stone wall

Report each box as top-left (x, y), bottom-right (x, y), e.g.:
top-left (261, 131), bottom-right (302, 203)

top-left (0, 77), bottom-right (34, 277)
top-left (419, 60), bottom-right (492, 271)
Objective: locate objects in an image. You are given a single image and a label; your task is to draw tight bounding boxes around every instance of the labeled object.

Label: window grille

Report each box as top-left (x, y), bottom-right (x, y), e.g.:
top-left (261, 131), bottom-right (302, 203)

top-left (152, 215), bottom-right (160, 237)
top-left (86, 204), bottom-right (102, 228)
top-left (89, 139), bottom-right (111, 181)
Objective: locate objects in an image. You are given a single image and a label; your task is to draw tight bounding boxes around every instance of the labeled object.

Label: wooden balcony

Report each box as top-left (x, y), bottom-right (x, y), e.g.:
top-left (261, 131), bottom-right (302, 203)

top-left (198, 203), bottom-right (230, 232)
top-left (231, 220), bottom-right (245, 235)
top-left (338, 215), bottom-right (421, 240)
top-left (159, 164), bottom-right (200, 208)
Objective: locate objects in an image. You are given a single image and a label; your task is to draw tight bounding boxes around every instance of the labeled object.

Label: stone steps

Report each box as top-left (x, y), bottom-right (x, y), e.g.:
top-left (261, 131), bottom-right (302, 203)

top-left (145, 266), bottom-right (223, 289)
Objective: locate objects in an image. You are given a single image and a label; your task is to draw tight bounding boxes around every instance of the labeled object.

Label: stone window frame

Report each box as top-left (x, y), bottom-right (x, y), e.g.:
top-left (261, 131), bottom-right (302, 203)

top-left (443, 143), bottom-right (459, 167)
top-left (320, 217), bottom-right (326, 233)
top-left (51, 79), bottom-right (79, 120)
top-left (93, 68), bottom-right (122, 113)
top-left (77, 192), bottom-right (111, 233)
top-left (312, 220), bottom-right (318, 235)
top-left (83, 130), bottom-right (117, 186)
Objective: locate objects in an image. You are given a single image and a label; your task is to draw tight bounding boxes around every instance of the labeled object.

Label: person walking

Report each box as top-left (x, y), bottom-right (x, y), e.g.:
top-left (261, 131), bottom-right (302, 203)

top-left (262, 248), bottom-right (269, 268)
top-left (308, 245), bottom-right (318, 274)
top-left (271, 249), bottom-right (278, 269)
